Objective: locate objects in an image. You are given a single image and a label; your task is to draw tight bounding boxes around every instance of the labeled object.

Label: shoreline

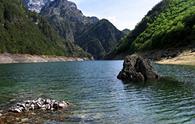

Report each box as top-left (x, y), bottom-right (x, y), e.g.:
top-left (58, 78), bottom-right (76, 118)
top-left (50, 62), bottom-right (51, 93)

top-left (0, 53), bottom-right (90, 64)
top-left (155, 51), bottom-right (195, 66)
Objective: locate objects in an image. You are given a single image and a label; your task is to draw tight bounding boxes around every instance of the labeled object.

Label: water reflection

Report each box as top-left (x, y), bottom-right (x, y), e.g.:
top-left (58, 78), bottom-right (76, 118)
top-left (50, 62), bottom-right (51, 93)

top-left (123, 78), bottom-right (195, 124)
top-left (0, 62), bottom-right (194, 124)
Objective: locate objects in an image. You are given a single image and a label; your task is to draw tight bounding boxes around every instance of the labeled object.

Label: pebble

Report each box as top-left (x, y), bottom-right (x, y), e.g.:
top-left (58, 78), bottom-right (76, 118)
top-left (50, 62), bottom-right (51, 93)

top-left (16, 118), bottom-right (20, 121)
top-left (31, 112), bottom-right (36, 115)
top-left (59, 101), bottom-right (68, 108)
top-left (21, 118), bottom-right (29, 122)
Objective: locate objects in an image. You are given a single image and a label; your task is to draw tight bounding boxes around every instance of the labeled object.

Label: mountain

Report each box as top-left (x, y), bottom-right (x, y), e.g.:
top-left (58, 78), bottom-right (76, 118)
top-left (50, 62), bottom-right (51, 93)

top-left (26, 0), bottom-right (124, 59)
top-left (76, 19), bottom-right (124, 59)
top-left (122, 29), bottom-right (131, 35)
top-left (107, 0), bottom-right (195, 59)
top-left (40, 0), bottom-right (99, 43)
top-left (0, 0), bottom-right (89, 57)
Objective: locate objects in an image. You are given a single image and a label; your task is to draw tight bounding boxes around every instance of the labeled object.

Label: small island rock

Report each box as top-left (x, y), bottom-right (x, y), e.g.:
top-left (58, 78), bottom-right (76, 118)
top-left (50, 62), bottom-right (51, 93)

top-left (117, 54), bottom-right (159, 82)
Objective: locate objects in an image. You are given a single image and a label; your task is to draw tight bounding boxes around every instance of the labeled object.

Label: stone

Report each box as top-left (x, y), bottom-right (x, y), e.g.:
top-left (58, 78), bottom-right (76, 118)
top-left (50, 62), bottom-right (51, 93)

top-left (8, 98), bottom-right (71, 113)
top-left (33, 103), bottom-right (39, 110)
top-left (16, 118), bottom-right (20, 121)
top-left (45, 99), bottom-right (51, 104)
top-left (45, 104), bottom-right (51, 110)
top-left (37, 102), bottom-right (42, 108)
top-left (0, 113), bottom-right (2, 117)
top-left (21, 118), bottom-right (29, 122)
top-left (24, 100), bottom-right (31, 104)
top-left (117, 54), bottom-right (159, 82)
top-left (59, 101), bottom-right (68, 109)
top-left (30, 104), bottom-right (35, 110)
top-left (41, 105), bottom-right (47, 110)
top-left (31, 112), bottom-right (36, 115)
top-left (9, 108), bottom-right (22, 113)
top-left (53, 102), bottom-right (59, 110)
top-left (17, 103), bottom-right (25, 109)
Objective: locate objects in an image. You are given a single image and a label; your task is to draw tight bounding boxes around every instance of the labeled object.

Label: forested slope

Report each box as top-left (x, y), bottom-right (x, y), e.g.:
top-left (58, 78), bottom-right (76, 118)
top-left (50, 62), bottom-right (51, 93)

top-left (107, 0), bottom-right (195, 59)
top-left (0, 0), bottom-right (89, 57)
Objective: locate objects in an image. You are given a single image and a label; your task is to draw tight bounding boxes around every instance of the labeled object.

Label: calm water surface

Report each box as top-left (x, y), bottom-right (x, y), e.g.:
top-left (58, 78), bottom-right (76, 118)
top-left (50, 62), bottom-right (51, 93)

top-left (0, 61), bottom-right (194, 124)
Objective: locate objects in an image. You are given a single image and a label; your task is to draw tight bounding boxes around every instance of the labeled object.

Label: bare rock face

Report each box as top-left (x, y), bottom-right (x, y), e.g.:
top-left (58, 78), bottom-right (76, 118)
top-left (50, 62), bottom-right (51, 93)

top-left (8, 98), bottom-right (70, 113)
top-left (117, 54), bottom-right (159, 82)
top-left (23, 0), bottom-right (54, 13)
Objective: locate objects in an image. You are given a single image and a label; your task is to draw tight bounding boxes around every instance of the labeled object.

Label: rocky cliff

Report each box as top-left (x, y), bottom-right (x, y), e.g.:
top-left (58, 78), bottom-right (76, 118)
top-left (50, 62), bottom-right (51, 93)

top-left (23, 0), bottom-right (124, 59)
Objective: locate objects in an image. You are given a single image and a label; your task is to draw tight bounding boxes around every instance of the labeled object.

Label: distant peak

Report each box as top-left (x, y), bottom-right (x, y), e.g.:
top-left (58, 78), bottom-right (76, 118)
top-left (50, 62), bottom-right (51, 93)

top-left (100, 19), bottom-right (110, 23)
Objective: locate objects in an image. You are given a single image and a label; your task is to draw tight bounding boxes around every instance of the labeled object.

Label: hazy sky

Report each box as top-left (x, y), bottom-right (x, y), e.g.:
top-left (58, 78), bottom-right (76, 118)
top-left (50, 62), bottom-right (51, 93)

top-left (71, 0), bottom-right (162, 30)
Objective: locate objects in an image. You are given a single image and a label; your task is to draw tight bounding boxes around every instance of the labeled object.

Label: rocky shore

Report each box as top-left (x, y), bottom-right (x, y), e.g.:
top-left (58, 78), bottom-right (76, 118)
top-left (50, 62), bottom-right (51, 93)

top-left (8, 98), bottom-right (70, 113)
top-left (0, 53), bottom-right (91, 64)
top-left (0, 98), bottom-right (72, 123)
top-left (156, 50), bottom-right (195, 65)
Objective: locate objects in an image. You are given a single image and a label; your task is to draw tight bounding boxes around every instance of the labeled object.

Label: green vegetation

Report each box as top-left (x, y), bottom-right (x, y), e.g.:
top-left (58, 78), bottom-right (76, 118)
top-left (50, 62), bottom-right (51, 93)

top-left (76, 19), bottom-right (124, 59)
top-left (0, 0), bottom-right (89, 57)
top-left (109, 0), bottom-right (195, 58)
top-left (40, 0), bottom-right (124, 59)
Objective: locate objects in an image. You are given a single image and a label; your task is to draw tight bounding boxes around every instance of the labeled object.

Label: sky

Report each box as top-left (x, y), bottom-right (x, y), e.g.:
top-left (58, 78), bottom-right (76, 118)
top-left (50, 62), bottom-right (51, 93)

top-left (70, 0), bottom-right (162, 30)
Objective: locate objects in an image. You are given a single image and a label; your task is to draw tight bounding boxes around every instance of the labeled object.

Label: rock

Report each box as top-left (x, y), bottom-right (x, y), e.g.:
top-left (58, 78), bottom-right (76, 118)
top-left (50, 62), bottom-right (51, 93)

top-left (45, 104), bottom-right (51, 110)
top-left (41, 105), bottom-right (47, 110)
top-left (59, 101), bottom-right (68, 109)
top-left (21, 118), bottom-right (29, 122)
top-left (53, 102), bottom-right (59, 110)
top-left (117, 54), bottom-right (159, 82)
top-left (45, 99), bottom-right (51, 104)
top-left (8, 98), bottom-right (71, 113)
top-left (31, 112), bottom-right (36, 115)
top-left (17, 103), bottom-right (26, 109)
top-left (30, 103), bottom-right (35, 110)
top-left (33, 103), bottom-right (39, 110)
top-left (9, 107), bottom-right (23, 113)
top-left (0, 113), bottom-right (2, 117)
top-left (16, 118), bottom-right (20, 121)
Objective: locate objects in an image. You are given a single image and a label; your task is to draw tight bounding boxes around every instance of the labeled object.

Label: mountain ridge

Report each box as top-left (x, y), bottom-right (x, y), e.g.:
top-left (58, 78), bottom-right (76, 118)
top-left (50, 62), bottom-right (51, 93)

top-left (106, 0), bottom-right (195, 59)
top-left (40, 0), bottom-right (100, 43)
top-left (76, 19), bottom-right (124, 59)
top-left (0, 0), bottom-right (90, 57)
top-left (38, 0), bottom-right (124, 59)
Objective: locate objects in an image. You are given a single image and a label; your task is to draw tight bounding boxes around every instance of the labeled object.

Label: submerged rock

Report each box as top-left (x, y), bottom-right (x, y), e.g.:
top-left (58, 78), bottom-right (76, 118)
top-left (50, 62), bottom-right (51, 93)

top-left (117, 54), bottom-right (159, 82)
top-left (8, 98), bottom-right (70, 113)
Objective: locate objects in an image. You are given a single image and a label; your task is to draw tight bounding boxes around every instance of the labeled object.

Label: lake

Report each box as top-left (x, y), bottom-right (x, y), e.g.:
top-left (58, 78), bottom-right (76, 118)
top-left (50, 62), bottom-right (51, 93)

top-left (0, 61), bottom-right (194, 124)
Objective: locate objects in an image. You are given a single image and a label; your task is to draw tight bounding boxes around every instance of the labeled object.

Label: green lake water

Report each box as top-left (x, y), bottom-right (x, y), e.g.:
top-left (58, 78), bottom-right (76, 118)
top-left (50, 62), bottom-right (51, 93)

top-left (0, 61), bottom-right (194, 124)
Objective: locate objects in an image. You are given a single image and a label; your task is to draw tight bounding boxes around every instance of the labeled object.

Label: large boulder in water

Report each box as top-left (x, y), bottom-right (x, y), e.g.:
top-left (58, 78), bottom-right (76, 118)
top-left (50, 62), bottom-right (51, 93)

top-left (117, 54), bottom-right (159, 82)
